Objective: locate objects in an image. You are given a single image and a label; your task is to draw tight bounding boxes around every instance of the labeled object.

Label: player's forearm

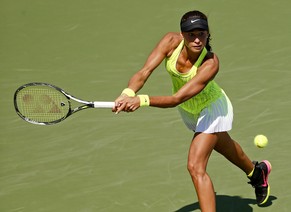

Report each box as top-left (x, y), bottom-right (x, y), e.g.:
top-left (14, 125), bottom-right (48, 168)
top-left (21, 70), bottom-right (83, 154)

top-left (149, 96), bottom-right (180, 108)
top-left (127, 70), bottom-right (150, 93)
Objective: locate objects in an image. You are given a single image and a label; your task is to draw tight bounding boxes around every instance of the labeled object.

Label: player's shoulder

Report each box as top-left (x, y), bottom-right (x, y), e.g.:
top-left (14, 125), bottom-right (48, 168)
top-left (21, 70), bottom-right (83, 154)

top-left (205, 51), bottom-right (219, 65)
top-left (162, 32), bottom-right (183, 44)
top-left (159, 32), bottom-right (183, 57)
top-left (201, 51), bottom-right (220, 73)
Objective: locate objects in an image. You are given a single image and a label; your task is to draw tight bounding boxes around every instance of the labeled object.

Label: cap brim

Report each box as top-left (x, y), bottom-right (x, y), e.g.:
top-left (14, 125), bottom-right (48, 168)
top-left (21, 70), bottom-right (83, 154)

top-left (180, 18), bottom-right (209, 32)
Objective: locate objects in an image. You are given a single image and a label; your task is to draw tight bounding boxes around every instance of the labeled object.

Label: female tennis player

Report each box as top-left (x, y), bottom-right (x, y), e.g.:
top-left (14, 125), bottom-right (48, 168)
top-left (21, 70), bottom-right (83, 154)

top-left (113, 10), bottom-right (271, 211)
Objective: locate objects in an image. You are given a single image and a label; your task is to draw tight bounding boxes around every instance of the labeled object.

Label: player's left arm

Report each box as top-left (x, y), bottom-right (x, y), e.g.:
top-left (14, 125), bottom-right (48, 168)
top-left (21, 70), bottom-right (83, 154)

top-left (175, 52), bottom-right (219, 103)
top-left (118, 52), bottom-right (219, 111)
top-left (149, 52), bottom-right (220, 108)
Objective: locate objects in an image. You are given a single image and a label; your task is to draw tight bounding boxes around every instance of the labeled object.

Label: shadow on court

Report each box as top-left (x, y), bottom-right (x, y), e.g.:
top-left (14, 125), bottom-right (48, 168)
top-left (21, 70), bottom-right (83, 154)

top-left (175, 195), bottom-right (277, 212)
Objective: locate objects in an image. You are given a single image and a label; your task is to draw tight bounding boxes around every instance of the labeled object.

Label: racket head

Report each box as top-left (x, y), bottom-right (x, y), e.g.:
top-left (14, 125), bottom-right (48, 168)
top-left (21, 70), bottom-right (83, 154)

top-left (14, 82), bottom-right (71, 125)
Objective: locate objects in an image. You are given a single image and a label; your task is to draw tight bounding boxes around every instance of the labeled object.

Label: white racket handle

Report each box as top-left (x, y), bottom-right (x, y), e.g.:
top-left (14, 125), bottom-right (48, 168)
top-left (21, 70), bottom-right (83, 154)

top-left (93, 101), bottom-right (115, 108)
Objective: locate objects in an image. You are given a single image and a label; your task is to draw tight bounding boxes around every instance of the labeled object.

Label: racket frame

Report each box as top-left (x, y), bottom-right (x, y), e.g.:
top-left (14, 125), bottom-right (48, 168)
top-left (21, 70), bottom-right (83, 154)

top-left (14, 82), bottom-right (114, 125)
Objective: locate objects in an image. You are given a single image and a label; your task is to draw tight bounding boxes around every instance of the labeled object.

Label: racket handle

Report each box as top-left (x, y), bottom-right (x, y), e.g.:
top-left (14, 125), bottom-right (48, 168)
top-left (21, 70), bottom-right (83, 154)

top-left (93, 101), bottom-right (115, 108)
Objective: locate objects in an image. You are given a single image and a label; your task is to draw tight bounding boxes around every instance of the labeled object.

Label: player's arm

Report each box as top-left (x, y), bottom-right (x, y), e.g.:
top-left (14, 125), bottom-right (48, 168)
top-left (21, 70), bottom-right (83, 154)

top-left (125, 33), bottom-right (181, 93)
top-left (115, 52), bottom-right (220, 113)
top-left (114, 33), bottom-right (181, 112)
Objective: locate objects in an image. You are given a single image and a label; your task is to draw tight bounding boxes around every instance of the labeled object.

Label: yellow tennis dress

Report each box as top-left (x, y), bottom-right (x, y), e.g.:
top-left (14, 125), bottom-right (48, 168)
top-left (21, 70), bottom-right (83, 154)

top-left (165, 40), bottom-right (233, 133)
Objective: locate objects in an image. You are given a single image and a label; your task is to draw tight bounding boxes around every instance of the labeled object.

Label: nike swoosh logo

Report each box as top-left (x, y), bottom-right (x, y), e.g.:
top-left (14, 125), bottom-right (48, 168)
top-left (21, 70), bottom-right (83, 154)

top-left (190, 19), bottom-right (199, 23)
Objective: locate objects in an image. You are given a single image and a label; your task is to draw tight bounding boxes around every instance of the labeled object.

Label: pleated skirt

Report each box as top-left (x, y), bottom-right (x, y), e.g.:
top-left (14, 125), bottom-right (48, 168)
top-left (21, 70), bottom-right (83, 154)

top-left (178, 90), bottom-right (233, 133)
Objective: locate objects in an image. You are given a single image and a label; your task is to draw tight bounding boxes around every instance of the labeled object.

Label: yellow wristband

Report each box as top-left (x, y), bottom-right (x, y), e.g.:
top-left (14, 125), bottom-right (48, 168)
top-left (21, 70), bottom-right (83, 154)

top-left (138, 95), bottom-right (150, 107)
top-left (121, 88), bottom-right (135, 97)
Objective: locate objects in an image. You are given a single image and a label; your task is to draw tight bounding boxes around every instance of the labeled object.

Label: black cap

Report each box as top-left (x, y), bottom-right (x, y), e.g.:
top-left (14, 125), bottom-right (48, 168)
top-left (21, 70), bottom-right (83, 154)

top-left (180, 18), bottom-right (209, 32)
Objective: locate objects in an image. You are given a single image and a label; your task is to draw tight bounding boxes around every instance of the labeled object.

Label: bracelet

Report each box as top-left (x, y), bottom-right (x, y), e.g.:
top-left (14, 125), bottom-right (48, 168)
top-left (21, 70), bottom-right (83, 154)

top-left (138, 95), bottom-right (150, 107)
top-left (121, 88), bottom-right (135, 97)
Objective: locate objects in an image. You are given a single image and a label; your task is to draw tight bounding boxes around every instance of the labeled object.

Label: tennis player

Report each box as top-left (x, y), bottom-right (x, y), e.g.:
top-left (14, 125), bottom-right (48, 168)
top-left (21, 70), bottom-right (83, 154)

top-left (113, 10), bottom-right (271, 211)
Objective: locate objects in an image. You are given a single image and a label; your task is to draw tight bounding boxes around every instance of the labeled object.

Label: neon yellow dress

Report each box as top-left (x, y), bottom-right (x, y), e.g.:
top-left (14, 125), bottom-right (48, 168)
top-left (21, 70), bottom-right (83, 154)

top-left (165, 40), bottom-right (233, 132)
top-left (165, 40), bottom-right (222, 114)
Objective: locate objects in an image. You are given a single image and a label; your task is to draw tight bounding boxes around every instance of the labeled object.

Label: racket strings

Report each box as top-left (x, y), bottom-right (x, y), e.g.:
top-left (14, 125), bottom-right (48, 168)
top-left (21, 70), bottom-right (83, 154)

top-left (15, 86), bottom-right (70, 123)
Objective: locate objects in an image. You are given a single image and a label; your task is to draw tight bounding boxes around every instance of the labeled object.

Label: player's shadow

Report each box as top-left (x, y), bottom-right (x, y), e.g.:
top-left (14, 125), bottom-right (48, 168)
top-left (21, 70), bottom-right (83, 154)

top-left (174, 194), bottom-right (277, 212)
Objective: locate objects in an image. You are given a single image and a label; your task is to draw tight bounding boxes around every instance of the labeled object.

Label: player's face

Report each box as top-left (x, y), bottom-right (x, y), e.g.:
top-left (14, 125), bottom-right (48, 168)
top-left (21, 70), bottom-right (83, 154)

top-left (182, 30), bottom-right (209, 52)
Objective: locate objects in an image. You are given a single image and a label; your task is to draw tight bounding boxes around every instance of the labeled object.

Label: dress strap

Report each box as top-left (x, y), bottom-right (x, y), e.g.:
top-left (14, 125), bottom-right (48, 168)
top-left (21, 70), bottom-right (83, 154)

top-left (194, 47), bottom-right (207, 68)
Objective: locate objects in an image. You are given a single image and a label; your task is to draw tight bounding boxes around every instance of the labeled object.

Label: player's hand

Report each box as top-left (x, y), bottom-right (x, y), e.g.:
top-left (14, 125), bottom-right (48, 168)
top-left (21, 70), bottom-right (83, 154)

top-left (112, 93), bottom-right (127, 113)
top-left (113, 96), bottom-right (140, 114)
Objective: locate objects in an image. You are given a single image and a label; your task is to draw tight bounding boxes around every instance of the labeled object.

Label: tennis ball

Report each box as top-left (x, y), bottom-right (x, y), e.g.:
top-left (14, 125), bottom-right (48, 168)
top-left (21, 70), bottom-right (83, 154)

top-left (254, 134), bottom-right (268, 148)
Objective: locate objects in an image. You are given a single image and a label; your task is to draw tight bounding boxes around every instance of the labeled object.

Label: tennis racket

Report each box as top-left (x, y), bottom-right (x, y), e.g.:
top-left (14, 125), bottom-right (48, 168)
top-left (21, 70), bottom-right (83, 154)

top-left (14, 82), bottom-right (115, 125)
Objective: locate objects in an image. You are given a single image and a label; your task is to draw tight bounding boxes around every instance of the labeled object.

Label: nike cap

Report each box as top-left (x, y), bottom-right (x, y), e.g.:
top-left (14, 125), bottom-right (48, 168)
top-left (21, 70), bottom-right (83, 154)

top-left (180, 18), bottom-right (209, 32)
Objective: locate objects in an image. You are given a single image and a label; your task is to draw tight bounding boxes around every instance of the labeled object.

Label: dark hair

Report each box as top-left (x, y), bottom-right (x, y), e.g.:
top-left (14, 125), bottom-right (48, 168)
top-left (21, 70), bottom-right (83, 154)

top-left (180, 10), bottom-right (212, 51)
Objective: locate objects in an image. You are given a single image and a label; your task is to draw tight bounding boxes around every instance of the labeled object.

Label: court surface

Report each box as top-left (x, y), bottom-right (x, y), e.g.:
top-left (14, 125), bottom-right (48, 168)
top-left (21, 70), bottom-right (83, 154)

top-left (1, 0), bottom-right (291, 211)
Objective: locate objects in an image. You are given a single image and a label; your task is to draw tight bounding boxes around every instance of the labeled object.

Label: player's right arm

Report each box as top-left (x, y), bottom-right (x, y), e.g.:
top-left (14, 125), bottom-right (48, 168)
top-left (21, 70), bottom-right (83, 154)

top-left (114, 33), bottom-right (182, 111)
top-left (126, 32), bottom-right (181, 93)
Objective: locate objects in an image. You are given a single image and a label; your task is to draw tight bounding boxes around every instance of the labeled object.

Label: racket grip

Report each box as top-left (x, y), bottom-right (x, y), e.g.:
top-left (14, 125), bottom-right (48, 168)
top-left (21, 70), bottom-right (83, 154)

top-left (93, 101), bottom-right (115, 108)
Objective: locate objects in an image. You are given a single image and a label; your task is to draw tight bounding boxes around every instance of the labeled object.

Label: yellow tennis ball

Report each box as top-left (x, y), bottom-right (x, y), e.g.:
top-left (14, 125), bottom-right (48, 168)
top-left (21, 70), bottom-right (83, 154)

top-left (254, 134), bottom-right (268, 148)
